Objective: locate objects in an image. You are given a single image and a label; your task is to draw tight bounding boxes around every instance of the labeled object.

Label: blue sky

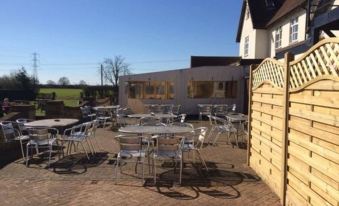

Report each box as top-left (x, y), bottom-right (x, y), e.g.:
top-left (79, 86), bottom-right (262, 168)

top-left (0, 0), bottom-right (241, 85)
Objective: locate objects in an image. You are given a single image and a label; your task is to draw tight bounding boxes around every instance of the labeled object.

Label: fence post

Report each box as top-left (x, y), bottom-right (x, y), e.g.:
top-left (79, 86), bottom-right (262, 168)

top-left (247, 64), bottom-right (255, 166)
top-left (281, 52), bottom-right (293, 206)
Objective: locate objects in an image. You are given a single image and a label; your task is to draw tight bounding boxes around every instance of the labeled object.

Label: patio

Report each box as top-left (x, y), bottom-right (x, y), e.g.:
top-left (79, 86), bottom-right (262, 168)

top-left (0, 120), bottom-right (280, 206)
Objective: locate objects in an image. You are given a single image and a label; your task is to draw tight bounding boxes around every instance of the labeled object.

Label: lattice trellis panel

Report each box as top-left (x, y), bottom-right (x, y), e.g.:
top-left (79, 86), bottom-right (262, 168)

top-left (252, 58), bottom-right (285, 89)
top-left (290, 38), bottom-right (339, 90)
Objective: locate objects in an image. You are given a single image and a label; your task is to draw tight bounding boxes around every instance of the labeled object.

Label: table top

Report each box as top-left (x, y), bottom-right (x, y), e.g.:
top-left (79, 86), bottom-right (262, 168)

top-left (25, 118), bottom-right (79, 128)
top-left (119, 125), bottom-right (193, 134)
top-left (93, 105), bottom-right (120, 110)
top-left (127, 113), bottom-right (177, 119)
top-left (225, 113), bottom-right (248, 122)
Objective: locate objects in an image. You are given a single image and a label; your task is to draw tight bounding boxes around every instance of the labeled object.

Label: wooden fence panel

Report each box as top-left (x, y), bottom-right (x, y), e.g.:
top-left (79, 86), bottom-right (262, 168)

top-left (286, 38), bottom-right (339, 206)
top-left (249, 58), bottom-right (285, 198)
top-left (249, 38), bottom-right (339, 206)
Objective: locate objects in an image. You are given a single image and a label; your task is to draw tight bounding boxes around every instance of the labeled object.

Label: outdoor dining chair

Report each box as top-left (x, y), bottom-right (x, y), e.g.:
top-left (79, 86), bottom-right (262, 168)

top-left (139, 116), bottom-right (162, 126)
top-left (0, 121), bottom-right (29, 162)
top-left (80, 106), bottom-right (96, 120)
top-left (182, 127), bottom-right (208, 171)
top-left (62, 122), bottom-right (94, 160)
top-left (209, 116), bottom-right (238, 147)
top-left (96, 109), bottom-right (112, 128)
top-left (151, 135), bottom-right (184, 184)
top-left (198, 105), bottom-right (212, 121)
top-left (114, 134), bottom-right (149, 183)
top-left (213, 105), bottom-right (227, 117)
top-left (26, 127), bottom-right (60, 167)
top-left (172, 105), bottom-right (181, 115)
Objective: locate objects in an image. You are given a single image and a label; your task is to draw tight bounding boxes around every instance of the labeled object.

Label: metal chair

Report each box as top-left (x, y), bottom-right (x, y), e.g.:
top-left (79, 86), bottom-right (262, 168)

top-left (209, 116), bottom-right (238, 147)
top-left (114, 134), bottom-right (149, 183)
top-left (26, 127), bottom-right (60, 167)
top-left (151, 135), bottom-right (184, 184)
top-left (80, 106), bottom-right (96, 120)
top-left (213, 105), bottom-right (227, 117)
top-left (139, 116), bottom-right (161, 126)
top-left (0, 121), bottom-right (29, 162)
top-left (182, 127), bottom-right (208, 171)
top-left (162, 104), bottom-right (173, 114)
top-left (96, 109), bottom-right (111, 127)
top-left (172, 105), bottom-right (181, 115)
top-left (62, 122), bottom-right (93, 160)
top-left (198, 105), bottom-right (212, 121)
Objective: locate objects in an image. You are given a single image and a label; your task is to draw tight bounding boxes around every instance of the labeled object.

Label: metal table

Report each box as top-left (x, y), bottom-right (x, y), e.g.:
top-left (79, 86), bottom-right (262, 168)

top-left (93, 105), bottom-right (120, 111)
top-left (119, 125), bottom-right (193, 135)
top-left (25, 118), bottom-right (79, 128)
top-left (127, 113), bottom-right (177, 119)
top-left (225, 113), bottom-right (248, 122)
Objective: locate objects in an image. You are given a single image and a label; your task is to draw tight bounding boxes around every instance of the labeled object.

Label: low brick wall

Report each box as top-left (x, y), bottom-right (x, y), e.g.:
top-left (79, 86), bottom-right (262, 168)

top-left (11, 104), bottom-right (36, 120)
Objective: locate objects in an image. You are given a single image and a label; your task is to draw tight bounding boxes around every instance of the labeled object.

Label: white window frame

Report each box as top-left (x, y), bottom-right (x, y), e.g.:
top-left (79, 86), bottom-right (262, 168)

top-left (275, 26), bottom-right (282, 49)
top-left (244, 36), bottom-right (249, 57)
top-left (289, 17), bottom-right (298, 43)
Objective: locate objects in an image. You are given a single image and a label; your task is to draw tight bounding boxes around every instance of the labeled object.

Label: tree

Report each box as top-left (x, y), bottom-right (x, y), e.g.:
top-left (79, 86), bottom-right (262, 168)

top-left (58, 77), bottom-right (70, 86)
top-left (15, 67), bottom-right (37, 90)
top-left (46, 80), bottom-right (56, 85)
top-left (79, 80), bottom-right (87, 85)
top-left (102, 56), bottom-right (131, 87)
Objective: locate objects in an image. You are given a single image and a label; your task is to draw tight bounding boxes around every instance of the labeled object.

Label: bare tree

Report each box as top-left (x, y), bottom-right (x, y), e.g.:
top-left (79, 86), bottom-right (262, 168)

top-left (102, 56), bottom-right (131, 87)
top-left (58, 77), bottom-right (70, 86)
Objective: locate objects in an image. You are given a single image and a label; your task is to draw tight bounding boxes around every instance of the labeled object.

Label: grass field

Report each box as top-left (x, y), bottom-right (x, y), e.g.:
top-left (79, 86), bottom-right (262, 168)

top-left (39, 88), bottom-right (82, 107)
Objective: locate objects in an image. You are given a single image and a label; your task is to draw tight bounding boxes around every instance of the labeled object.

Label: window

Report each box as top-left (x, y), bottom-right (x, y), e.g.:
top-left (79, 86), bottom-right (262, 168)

top-left (289, 17), bottom-right (298, 43)
top-left (187, 81), bottom-right (237, 99)
top-left (127, 81), bottom-right (174, 99)
top-left (275, 26), bottom-right (282, 49)
top-left (244, 36), bottom-right (249, 57)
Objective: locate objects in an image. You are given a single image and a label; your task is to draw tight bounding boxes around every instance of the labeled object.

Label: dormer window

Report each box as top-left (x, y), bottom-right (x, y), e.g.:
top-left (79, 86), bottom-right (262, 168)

top-left (289, 17), bottom-right (298, 43)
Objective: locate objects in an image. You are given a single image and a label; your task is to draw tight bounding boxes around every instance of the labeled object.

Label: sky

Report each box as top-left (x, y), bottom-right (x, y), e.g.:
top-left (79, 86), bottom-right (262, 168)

top-left (0, 0), bottom-right (241, 85)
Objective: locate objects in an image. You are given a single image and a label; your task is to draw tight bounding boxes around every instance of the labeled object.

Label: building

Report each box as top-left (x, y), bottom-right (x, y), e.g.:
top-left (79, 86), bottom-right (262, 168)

top-left (119, 57), bottom-right (254, 115)
top-left (237, 0), bottom-right (339, 60)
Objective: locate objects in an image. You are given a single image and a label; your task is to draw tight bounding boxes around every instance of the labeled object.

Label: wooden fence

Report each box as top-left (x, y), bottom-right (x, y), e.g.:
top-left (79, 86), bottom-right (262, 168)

top-left (248, 37), bottom-right (339, 206)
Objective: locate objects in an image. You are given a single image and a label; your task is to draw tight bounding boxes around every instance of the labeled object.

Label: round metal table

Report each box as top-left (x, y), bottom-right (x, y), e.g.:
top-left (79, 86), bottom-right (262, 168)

top-left (225, 114), bottom-right (248, 122)
top-left (119, 125), bottom-right (193, 135)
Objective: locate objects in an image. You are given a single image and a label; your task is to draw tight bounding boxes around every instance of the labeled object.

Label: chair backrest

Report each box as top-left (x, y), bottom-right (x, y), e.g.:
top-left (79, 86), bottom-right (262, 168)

top-left (149, 105), bottom-right (163, 114)
top-left (139, 116), bottom-right (161, 126)
top-left (214, 105), bottom-right (227, 114)
top-left (155, 136), bottom-right (182, 154)
top-left (16, 118), bottom-right (32, 131)
top-left (162, 105), bottom-right (173, 114)
top-left (230, 104), bottom-right (236, 112)
top-left (199, 105), bottom-right (212, 113)
top-left (27, 127), bottom-right (49, 141)
top-left (193, 127), bottom-right (208, 149)
top-left (0, 121), bottom-right (17, 142)
top-left (171, 122), bottom-right (194, 128)
top-left (115, 135), bottom-right (143, 152)
top-left (179, 114), bottom-right (186, 123)
top-left (172, 105), bottom-right (181, 115)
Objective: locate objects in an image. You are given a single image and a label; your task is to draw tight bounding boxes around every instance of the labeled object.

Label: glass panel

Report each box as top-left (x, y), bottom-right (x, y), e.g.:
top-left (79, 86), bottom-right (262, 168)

top-left (128, 81), bottom-right (174, 99)
top-left (187, 81), bottom-right (237, 99)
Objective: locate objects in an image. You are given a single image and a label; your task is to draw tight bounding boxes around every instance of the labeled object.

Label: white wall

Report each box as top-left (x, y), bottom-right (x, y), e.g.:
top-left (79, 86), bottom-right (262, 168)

top-left (239, 3), bottom-right (269, 59)
top-left (119, 66), bottom-right (248, 115)
top-left (269, 9), bottom-right (307, 58)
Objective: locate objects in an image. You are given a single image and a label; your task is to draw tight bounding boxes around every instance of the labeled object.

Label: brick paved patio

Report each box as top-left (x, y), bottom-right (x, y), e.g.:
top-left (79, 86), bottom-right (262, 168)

top-left (0, 120), bottom-right (281, 206)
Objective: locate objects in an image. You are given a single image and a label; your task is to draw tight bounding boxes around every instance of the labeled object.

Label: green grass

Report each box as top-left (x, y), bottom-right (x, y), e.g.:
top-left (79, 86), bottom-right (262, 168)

top-left (39, 88), bottom-right (82, 107)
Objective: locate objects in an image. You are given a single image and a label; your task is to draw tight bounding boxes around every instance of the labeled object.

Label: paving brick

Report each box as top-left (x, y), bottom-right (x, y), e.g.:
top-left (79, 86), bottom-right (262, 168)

top-left (0, 120), bottom-right (281, 206)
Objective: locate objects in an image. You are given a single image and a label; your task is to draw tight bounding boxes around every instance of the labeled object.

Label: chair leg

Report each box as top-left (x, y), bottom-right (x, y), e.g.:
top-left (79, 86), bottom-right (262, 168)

top-left (115, 156), bottom-right (120, 184)
top-left (48, 144), bottom-right (52, 168)
top-left (179, 158), bottom-right (183, 185)
top-left (26, 144), bottom-right (30, 167)
top-left (196, 150), bottom-right (208, 171)
top-left (153, 158), bottom-right (157, 184)
top-left (80, 142), bottom-right (90, 160)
